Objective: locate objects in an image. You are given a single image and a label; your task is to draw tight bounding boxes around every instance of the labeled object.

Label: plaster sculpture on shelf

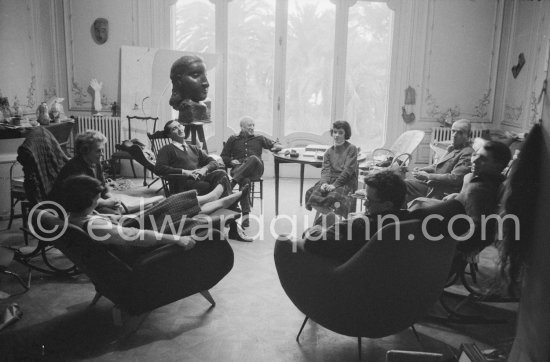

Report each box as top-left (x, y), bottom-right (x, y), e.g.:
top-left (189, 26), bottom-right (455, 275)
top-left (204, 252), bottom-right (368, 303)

top-left (89, 79), bottom-right (103, 116)
top-left (36, 102), bottom-right (51, 125)
top-left (47, 97), bottom-right (66, 121)
top-left (92, 18), bottom-right (108, 45)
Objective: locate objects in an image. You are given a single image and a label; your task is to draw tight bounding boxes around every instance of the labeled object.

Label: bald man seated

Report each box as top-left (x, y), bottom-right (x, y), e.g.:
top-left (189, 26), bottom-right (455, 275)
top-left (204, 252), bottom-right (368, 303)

top-left (220, 116), bottom-right (282, 227)
top-left (405, 119), bottom-right (474, 203)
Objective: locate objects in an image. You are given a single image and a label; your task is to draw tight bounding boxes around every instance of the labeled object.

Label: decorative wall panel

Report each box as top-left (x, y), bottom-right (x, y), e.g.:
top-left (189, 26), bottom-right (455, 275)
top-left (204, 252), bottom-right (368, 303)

top-left (418, 0), bottom-right (502, 124)
top-left (63, 0), bottom-right (135, 111)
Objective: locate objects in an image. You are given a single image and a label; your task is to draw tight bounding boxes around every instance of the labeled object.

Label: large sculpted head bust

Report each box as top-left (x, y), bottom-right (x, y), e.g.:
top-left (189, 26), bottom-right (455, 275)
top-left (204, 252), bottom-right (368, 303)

top-left (169, 55), bottom-right (211, 124)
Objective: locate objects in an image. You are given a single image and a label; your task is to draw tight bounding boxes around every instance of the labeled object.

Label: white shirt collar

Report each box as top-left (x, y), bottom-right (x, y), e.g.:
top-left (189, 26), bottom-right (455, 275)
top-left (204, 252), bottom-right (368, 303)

top-left (172, 139), bottom-right (187, 151)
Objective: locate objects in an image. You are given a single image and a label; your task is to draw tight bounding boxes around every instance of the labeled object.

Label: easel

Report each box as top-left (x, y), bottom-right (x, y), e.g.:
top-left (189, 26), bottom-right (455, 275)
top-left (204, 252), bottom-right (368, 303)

top-left (184, 122), bottom-right (208, 153)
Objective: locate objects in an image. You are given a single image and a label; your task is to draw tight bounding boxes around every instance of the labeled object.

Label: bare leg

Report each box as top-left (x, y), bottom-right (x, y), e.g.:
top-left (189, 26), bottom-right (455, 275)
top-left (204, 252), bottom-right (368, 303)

top-left (200, 190), bottom-right (243, 214)
top-left (196, 184), bottom-right (224, 205)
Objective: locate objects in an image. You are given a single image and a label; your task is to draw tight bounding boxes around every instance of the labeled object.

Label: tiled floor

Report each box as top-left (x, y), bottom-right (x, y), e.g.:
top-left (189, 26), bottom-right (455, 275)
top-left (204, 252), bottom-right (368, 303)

top-left (0, 177), bottom-right (517, 361)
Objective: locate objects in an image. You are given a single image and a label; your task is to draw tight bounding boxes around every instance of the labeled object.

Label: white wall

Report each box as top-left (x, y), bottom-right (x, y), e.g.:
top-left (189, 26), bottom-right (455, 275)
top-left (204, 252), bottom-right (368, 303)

top-left (0, 0), bottom-right (536, 205)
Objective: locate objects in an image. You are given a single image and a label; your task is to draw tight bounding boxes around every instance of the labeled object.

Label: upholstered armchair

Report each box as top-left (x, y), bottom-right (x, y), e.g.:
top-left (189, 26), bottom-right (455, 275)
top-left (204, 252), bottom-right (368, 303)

top-left (35, 211), bottom-right (234, 317)
top-left (274, 220), bottom-right (456, 358)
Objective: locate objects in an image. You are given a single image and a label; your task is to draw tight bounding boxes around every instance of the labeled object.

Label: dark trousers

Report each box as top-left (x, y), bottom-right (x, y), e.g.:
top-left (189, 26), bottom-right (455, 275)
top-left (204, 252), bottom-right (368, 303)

top-left (404, 179), bottom-right (430, 203)
top-left (172, 169), bottom-right (232, 197)
top-left (230, 156), bottom-right (263, 214)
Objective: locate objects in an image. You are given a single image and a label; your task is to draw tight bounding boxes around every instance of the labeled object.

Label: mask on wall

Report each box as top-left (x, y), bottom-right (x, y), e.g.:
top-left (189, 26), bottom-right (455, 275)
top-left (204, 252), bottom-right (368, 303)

top-left (92, 18), bottom-right (109, 45)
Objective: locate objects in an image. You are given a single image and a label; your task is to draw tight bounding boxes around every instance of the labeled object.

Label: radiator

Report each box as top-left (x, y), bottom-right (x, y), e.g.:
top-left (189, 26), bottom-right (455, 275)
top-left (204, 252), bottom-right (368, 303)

top-left (74, 116), bottom-right (121, 159)
top-left (431, 127), bottom-right (486, 143)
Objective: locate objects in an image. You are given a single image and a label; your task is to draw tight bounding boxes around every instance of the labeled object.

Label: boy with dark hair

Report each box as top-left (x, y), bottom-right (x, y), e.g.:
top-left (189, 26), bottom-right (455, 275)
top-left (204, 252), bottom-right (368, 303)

top-left (302, 170), bottom-right (412, 262)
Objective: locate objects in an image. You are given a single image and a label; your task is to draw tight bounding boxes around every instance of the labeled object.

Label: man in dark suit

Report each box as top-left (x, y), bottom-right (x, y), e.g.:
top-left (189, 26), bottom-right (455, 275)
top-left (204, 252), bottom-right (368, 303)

top-left (405, 119), bottom-right (474, 202)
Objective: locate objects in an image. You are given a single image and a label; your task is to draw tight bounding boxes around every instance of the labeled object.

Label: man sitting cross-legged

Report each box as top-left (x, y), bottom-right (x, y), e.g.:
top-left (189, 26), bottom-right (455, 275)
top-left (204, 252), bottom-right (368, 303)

top-left (220, 116), bottom-right (282, 227)
top-left (405, 119), bottom-right (474, 203)
top-left (155, 120), bottom-right (252, 242)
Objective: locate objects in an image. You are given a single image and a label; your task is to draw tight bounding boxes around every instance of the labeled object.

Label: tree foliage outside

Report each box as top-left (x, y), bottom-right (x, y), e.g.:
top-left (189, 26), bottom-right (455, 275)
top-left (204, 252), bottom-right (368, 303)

top-left (174, 0), bottom-right (392, 150)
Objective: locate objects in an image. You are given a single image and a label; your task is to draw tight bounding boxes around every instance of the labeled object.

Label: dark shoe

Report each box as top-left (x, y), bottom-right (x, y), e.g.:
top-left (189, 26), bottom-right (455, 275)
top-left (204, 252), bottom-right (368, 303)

top-left (228, 202), bottom-right (242, 213)
top-left (241, 213), bottom-right (250, 228)
top-left (227, 222), bottom-right (253, 242)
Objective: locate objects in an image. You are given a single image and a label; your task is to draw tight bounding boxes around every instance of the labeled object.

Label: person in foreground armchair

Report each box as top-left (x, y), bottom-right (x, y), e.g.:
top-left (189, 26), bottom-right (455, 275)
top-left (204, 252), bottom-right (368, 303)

top-left (63, 174), bottom-right (246, 262)
top-left (300, 170), bottom-right (413, 263)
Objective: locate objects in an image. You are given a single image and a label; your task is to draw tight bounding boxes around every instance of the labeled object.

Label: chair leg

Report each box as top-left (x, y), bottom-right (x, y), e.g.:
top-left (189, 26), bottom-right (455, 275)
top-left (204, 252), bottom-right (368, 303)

top-left (249, 181), bottom-right (255, 208)
top-left (200, 290), bottom-right (216, 306)
top-left (296, 316), bottom-right (309, 342)
top-left (1, 269), bottom-right (29, 291)
top-left (8, 196), bottom-right (17, 229)
top-left (259, 179), bottom-right (263, 211)
top-left (112, 158), bottom-right (118, 179)
top-left (358, 337), bottom-right (362, 361)
top-left (129, 160), bottom-right (137, 178)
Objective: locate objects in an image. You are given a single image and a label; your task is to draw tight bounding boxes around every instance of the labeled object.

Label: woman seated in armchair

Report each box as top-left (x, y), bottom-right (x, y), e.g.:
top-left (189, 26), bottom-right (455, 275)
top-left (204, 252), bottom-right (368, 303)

top-left (305, 120), bottom-right (358, 218)
top-left (63, 174), bottom-right (243, 261)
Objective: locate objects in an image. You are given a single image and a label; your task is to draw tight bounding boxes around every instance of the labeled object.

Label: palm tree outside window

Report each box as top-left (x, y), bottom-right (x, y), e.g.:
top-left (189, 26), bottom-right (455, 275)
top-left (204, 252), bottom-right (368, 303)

top-left (172, 0), bottom-right (393, 151)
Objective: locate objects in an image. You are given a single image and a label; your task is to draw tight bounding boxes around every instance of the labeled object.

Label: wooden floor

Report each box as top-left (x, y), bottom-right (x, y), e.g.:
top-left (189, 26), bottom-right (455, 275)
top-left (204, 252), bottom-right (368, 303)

top-left (0, 177), bottom-right (517, 361)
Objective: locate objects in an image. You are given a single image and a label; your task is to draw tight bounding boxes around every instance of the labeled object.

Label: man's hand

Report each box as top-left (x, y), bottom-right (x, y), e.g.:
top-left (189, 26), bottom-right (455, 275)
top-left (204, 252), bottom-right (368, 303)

top-left (412, 170), bottom-right (430, 182)
top-left (231, 159), bottom-right (241, 167)
top-left (442, 193), bottom-right (459, 201)
top-left (192, 168), bottom-right (207, 180)
top-left (176, 235), bottom-right (196, 250)
top-left (320, 183), bottom-right (336, 192)
top-left (181, 169), bottom-right (193, 177)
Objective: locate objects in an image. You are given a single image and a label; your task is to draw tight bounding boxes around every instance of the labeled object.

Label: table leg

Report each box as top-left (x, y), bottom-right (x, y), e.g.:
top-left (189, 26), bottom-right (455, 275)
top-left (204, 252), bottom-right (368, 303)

top-left (300, 164), bottom-right (305, 206)
top-left (275, 159), bottom-right (280, 216)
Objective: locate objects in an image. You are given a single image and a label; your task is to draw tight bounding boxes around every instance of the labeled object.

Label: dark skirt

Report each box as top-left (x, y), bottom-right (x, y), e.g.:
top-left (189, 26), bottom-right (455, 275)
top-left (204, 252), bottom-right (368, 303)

top-left (305, 181), bottom-right (355, 217)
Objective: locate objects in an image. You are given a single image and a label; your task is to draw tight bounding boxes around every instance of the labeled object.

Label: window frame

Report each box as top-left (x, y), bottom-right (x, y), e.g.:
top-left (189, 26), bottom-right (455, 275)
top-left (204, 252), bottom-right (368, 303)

top-left (170, 0), bottom-right (396, 150)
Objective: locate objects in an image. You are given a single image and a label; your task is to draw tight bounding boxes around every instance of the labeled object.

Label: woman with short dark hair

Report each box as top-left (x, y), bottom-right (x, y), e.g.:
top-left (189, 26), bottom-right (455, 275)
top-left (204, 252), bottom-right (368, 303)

top-left (305, 120), bottom-right (359, 217)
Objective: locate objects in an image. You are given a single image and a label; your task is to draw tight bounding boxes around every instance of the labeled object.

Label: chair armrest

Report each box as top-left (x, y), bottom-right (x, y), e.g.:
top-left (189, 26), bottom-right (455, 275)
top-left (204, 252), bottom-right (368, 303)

top-left (372, 148), bottom-right (395, 157)
top-left (390, 152), bottom-right (412, 167)
top-left (274, 238), bottom-right (343, 316)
